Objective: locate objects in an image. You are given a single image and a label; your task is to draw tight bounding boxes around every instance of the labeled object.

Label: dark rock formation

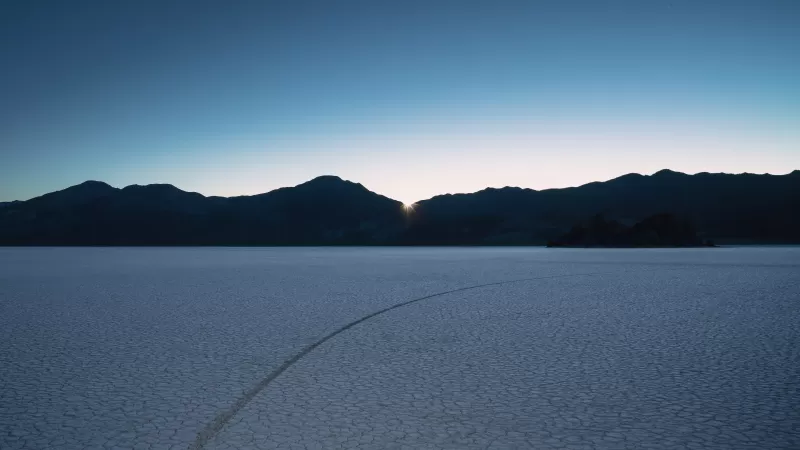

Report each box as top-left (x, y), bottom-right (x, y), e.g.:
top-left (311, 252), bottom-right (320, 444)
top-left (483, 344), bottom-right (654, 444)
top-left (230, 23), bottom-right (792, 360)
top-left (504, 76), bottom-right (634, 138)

top-left (547, 213), bottom-right (715, 248)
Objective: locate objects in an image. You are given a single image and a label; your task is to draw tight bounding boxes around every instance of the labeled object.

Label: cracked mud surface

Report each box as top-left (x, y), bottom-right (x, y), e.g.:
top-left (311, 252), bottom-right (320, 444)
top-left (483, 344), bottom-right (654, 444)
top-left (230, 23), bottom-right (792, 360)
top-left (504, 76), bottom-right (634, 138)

top-left (1, 247), bottom-right (799, 449)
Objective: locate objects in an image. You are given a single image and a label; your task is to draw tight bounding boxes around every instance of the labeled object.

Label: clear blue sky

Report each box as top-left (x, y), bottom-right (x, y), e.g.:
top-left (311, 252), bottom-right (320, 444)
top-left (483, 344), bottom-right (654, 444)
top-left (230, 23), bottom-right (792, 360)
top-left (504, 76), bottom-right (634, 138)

top-left (1, 0), bottom-right (798, 204)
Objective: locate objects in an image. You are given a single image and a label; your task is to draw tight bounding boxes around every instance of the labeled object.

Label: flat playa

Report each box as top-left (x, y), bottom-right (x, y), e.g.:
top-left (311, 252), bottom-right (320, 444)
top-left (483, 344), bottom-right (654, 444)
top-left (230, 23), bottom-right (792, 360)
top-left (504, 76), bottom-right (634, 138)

top-left (1, 247), bottom-right (798, 449)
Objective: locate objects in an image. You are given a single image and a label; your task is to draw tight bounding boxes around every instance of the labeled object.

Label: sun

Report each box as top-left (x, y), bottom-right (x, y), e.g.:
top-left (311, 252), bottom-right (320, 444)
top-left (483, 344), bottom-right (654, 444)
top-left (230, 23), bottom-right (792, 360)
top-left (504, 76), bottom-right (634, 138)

top-left (402, 203), bottom-right (416, 213)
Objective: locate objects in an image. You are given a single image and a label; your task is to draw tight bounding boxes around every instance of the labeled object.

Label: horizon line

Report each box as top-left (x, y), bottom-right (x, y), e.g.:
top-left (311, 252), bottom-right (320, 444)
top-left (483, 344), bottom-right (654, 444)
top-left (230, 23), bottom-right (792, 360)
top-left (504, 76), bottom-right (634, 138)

top-left (5, 168), bottom-right (799, 205)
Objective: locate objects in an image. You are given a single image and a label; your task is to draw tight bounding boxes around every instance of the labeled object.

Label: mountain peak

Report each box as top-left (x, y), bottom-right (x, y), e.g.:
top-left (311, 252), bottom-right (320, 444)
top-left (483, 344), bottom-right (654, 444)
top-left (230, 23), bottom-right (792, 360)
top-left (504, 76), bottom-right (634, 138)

top-left (61, 180), bottom-right (116, 194)
top-left (123, 183), bottom-right (183, 192)
top-left (615, 172), bottom-right (644, 180)
top-left (26, 179), bottom-right (116, 207)
top-left (603, 173), bottom-right (645, 185)
top-left (652, 169), bottom-right (684, 176)
top-left (77, 180), bottom-right (113, 188)
top-left (304, 175), bottom-right (347, 185)
top-left (296, 175), bottom-right (367, 191)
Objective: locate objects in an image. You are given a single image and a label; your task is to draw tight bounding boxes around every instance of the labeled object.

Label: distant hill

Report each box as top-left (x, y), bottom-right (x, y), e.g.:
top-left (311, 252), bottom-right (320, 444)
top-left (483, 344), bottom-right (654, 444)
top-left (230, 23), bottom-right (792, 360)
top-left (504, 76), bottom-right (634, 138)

top-left (402, 170), bottom-right (800, 245)
top-left (0, 176), bottom-right (405, 245)
top-left (0, 170), bottom-right (797, 245)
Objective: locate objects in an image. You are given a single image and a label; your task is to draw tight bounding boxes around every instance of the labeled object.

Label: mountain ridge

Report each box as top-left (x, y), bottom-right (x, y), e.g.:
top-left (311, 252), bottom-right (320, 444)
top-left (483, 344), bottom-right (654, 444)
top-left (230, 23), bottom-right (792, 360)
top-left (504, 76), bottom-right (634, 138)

top-left (9, 169), bottom-right (797, 204)
top-left (1, 170), bottom-right (798, 245)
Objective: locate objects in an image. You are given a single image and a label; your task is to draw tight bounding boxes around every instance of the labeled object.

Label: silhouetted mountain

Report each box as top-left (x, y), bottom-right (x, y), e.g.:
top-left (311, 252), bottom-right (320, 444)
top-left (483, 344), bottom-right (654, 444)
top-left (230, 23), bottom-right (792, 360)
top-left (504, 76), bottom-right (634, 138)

top-left (0, 176), bottom-right (405, 245)
top-left (222, 176), bottom-right (406, 245)
top-left (0, 170), bottom-right (797, 245)
top-left (547, 213), bottom-right (713, 247)
top-left (25, 180), bottom-right (117, 209)
top-left (402, 170), bottom-right (800, 245)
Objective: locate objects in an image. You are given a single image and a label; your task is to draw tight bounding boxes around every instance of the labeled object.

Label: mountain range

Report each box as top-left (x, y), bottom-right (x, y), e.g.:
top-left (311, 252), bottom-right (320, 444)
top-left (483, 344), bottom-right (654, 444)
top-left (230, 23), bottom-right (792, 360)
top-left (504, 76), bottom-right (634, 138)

top-left (1, 170), bottom-right (798, 245)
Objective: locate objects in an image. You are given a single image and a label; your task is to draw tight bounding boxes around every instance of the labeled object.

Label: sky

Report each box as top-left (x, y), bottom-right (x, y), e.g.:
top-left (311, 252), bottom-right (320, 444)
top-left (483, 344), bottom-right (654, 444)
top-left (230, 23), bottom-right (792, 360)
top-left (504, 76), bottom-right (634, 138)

top-left (1, 0), bottom-right (799, 204)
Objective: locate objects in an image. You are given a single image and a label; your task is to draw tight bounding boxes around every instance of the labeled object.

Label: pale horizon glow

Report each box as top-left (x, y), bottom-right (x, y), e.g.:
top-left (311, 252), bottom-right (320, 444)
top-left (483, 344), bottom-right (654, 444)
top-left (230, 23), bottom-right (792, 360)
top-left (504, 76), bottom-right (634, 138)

top-left (5, 122), bottom-right (799, 205)
top-left (88, 116), bottom-right (800, 205)
top-left (4, 114), bottom-right (799, 204)
top-left (2, 1), bottom-right (798, 203)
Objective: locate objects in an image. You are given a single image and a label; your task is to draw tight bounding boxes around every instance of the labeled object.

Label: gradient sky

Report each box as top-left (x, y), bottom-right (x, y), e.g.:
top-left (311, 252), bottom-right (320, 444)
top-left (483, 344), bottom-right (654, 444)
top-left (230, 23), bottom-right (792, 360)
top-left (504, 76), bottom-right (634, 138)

top-left (1, 0), bottom-right (798, 204)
